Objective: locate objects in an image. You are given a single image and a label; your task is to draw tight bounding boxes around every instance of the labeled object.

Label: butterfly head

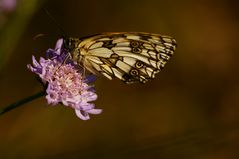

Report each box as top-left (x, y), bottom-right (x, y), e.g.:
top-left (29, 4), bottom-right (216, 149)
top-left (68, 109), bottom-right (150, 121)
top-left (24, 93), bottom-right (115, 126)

top-left (63, 37), bottom-right (81, 53)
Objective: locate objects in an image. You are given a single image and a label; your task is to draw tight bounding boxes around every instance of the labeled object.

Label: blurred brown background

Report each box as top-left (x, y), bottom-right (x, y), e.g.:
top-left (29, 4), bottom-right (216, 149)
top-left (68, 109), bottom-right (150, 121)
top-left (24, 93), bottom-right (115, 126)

top-left (0, 0), bottom-right (239, 158)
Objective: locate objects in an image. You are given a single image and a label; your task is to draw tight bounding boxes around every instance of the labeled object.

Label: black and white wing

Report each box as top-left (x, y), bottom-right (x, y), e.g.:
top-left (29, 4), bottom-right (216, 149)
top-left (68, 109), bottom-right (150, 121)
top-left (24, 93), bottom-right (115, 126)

top-left (78, 32), bottom-right (177, 84)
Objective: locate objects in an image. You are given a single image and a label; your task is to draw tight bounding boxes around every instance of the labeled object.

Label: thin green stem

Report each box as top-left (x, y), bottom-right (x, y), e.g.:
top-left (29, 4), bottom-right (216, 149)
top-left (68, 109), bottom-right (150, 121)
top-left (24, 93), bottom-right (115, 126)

top-left (0, 91), bottom-right (45, 115)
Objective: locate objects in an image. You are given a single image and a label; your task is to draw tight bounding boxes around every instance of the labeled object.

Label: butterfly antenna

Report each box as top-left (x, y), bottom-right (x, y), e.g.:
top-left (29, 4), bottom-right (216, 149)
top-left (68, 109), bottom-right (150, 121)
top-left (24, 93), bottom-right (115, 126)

top-left (33, 33), bottom-right (48, 40)
top-left (43, 7), bottom-right (67, 38)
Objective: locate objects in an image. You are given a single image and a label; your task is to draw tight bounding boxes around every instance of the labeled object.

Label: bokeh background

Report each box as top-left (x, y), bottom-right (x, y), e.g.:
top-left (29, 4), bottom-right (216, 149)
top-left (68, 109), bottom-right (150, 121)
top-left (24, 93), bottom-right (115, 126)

top-left (0, 0), bottom-right (239, 158)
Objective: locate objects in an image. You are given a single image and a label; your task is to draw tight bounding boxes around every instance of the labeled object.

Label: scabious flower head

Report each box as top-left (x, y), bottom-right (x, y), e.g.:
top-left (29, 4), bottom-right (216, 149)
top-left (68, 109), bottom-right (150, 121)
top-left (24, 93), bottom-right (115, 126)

top-left (27, 39), bottom-right (102, 120)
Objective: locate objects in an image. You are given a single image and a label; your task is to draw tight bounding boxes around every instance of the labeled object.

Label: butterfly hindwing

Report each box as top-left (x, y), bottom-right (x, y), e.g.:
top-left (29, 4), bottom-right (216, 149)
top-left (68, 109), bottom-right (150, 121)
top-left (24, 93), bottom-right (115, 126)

top-left (71, 32), bottom-right (176, 83)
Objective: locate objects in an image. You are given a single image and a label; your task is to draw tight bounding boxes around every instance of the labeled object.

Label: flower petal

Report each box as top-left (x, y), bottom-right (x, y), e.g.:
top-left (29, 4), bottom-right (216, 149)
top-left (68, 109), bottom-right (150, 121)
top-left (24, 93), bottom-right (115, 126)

top-left (75, 109), bottom-right (90, 120)
top-left (87, 109), bottom-right (102, 114)
top-left (32, 56), bottom-right (40, 67)
top-left (55, 38), bottom-right (63, 51)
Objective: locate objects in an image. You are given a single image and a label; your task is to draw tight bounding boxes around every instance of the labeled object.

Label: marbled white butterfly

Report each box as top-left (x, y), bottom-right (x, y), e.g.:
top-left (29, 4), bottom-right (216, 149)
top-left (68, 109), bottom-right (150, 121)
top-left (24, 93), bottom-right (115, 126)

top-left (63, 32), bottom-right (176, 84)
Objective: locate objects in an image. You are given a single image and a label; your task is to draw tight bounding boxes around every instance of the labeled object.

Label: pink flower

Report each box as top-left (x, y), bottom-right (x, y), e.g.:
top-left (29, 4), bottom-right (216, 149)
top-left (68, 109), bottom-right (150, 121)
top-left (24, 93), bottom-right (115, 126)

top-left (27, 39), bottom-right (102, 120)
top-left (0, 0), bottom-right (16, 12)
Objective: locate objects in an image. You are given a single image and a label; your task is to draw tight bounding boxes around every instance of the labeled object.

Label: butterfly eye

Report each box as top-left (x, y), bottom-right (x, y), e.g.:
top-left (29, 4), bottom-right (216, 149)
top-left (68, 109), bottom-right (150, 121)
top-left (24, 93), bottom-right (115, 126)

top-left (63, 38), bottom-right (70, 49)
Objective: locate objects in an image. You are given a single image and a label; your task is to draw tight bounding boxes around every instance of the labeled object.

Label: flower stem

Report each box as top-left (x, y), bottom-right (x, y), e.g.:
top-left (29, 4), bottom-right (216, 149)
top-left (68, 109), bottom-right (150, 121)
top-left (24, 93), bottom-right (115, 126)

top-left (0, 91), bottom-right (45, 116)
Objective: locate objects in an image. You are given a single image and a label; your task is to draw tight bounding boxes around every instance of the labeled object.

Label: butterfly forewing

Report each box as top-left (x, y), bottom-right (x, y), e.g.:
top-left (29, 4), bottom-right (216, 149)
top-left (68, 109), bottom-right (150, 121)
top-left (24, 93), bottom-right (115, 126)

top-left (64, 32), bottom-right (176, 84)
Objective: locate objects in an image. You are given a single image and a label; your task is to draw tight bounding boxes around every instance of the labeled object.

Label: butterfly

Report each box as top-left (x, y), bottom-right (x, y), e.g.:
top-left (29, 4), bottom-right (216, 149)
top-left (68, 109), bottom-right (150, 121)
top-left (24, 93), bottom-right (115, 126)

top-left (62, 32), bottom-right (176, 84)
